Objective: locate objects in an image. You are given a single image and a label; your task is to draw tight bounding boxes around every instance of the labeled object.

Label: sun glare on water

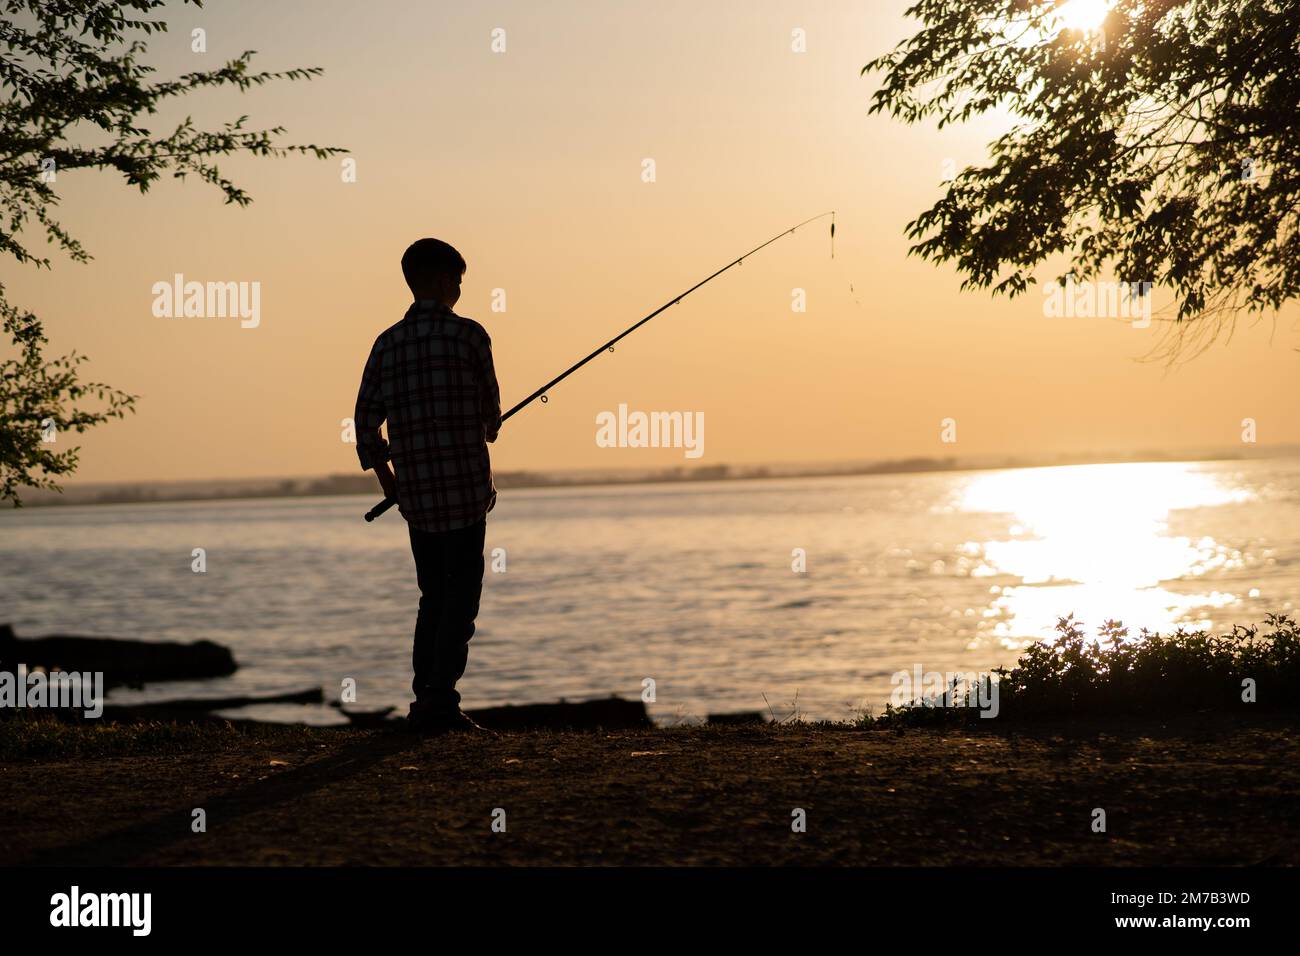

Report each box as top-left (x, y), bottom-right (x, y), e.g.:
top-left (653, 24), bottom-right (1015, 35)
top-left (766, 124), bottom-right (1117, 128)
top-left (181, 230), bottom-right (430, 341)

top-left (960, 463), bottom-right (1253, 648)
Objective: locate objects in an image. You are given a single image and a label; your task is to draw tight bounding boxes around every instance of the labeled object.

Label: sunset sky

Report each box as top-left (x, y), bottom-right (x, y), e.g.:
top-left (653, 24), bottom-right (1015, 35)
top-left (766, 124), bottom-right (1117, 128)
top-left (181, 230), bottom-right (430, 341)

top-left (9, 0), bottom-right (1298, 484)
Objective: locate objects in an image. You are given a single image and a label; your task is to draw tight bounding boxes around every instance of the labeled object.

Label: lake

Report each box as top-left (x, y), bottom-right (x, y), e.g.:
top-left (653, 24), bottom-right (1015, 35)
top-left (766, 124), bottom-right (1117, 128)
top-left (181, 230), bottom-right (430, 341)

top-left (2, 458), bottom-right (1297, 724)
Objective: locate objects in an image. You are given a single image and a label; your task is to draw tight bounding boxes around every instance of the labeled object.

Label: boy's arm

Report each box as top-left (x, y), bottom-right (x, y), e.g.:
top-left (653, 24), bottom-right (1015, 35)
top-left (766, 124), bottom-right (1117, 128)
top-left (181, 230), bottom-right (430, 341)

top-left (478, 331), bottom-right (502, 443)
top-left (354, 340), bottom-right (394, 488)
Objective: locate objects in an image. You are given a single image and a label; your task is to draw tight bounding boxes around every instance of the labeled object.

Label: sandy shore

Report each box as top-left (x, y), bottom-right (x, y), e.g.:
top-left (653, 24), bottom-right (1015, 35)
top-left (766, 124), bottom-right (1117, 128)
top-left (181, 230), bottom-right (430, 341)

top-left (3, 712), bottom-right (1297, 866)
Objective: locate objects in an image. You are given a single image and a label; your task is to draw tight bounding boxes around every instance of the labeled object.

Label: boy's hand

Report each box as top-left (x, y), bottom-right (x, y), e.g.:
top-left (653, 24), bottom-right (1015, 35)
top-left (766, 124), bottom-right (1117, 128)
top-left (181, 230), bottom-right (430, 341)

top-left (373, 463), bottom-right (398, 502)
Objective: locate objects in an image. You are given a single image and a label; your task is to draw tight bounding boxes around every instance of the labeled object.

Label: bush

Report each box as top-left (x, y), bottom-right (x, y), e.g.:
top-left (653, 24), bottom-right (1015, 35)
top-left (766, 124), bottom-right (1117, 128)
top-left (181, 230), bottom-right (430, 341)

top-left (874, 613), bottom-right (1300, 726)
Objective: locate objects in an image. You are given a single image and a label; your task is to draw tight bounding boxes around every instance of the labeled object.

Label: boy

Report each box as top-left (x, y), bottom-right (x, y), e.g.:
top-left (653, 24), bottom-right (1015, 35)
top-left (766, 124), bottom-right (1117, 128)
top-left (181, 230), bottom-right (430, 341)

top-left (353, 238), bottom-right (501, 735)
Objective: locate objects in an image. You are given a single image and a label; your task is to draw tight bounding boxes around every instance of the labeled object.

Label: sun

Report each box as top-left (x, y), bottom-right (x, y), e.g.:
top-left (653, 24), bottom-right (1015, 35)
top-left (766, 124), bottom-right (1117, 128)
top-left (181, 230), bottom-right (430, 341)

top-left (1053, 0), bottom-right (1114, 32)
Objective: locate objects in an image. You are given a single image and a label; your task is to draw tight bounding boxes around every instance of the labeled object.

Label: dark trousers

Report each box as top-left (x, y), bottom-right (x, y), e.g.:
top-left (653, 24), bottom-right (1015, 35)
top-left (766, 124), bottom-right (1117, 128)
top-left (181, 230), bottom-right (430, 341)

top-left (408, 518), bottom-right (486, 714)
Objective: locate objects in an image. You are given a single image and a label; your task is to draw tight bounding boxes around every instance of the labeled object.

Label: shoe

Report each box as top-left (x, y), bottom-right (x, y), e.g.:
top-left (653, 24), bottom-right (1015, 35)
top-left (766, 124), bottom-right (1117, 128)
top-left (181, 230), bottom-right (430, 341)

top-left (404, 700), bottom-right (437, 733)
top-left (410, 708), bottom-right (498, 738)
top-left (436, 709), bottom-right (499, 737)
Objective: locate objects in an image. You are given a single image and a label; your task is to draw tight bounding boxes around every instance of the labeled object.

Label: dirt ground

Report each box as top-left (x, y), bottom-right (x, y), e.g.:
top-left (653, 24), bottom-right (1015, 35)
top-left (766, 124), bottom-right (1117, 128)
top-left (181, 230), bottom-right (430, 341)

top-left (3, 712), bottom-right (1297, 866)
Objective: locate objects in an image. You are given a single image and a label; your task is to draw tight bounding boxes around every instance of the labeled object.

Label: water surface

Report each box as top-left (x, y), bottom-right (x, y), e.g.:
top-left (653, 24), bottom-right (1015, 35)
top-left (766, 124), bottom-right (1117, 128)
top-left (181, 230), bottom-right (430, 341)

top-left (2, 459), bottom-right (1296, 724)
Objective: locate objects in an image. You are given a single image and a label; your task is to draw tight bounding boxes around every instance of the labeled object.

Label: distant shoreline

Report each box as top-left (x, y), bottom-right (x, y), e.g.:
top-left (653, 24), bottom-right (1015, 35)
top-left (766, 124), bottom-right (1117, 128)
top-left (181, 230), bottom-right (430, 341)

top-left (8, 445), bottom-right (1298, 511)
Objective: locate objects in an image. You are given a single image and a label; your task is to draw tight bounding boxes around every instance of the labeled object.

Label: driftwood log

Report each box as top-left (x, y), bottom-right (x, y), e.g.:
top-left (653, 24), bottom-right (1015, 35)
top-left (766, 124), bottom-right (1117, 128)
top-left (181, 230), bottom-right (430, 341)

top-left (99, 688), bottom-right (324, 723)
top-left (466, 696), bottom-right (651, 732)
top-left (0, 624), bottom-right (237, 688)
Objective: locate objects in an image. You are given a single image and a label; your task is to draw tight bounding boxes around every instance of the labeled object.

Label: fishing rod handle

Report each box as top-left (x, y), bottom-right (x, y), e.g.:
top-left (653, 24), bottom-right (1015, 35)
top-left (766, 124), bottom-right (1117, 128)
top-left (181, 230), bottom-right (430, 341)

top-left (364, 497), bottom-right (397, 522)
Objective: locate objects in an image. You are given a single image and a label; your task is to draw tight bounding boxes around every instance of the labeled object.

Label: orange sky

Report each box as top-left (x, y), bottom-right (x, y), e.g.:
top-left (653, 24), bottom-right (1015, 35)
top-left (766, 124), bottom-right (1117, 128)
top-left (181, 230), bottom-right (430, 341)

top-left (9, 0), bottom-right (1298, 484)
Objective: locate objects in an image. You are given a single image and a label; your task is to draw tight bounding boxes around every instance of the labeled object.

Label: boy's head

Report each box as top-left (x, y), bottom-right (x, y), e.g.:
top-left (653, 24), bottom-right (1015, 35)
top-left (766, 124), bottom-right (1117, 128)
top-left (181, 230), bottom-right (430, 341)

top-left (401, 238), bottom-right (465, 307)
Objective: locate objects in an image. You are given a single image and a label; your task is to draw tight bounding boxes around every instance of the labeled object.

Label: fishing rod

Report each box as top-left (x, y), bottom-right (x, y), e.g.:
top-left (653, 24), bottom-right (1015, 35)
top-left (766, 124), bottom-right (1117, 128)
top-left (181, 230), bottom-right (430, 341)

top-left (364, 210), bottom-right (836, 521)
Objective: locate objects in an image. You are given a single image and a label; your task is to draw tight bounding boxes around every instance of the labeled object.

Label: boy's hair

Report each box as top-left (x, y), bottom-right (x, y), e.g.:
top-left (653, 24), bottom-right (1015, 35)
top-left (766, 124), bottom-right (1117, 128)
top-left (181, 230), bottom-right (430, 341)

top-left (401, 238), bottom-right (466, 289)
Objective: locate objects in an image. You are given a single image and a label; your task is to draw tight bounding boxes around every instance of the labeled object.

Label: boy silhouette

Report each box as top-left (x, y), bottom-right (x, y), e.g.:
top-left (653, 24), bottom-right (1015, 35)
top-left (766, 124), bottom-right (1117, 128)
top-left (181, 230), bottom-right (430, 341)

top-left (354, 238), bottom-right (501, 735)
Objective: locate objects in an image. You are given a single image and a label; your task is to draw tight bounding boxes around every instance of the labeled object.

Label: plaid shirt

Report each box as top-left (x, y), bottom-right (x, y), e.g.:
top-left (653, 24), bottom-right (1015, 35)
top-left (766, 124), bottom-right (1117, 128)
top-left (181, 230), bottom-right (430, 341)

top-left (354, 300), bottom-right (501, 533)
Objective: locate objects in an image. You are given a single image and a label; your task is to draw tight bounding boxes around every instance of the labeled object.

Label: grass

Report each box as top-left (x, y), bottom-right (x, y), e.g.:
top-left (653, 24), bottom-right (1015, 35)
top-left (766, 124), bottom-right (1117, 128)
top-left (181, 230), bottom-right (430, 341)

top-left (0, 712), bottom-right (331, 761)
top-left (872, 612), bottom-right (1300, 726)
